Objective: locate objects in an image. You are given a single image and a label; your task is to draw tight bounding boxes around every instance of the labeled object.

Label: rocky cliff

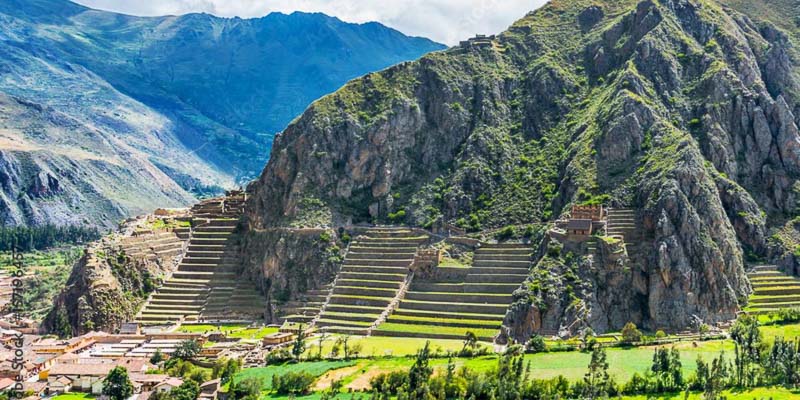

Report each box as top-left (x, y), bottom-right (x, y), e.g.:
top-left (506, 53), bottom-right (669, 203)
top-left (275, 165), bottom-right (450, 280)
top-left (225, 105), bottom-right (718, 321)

top-left (42, 243), bottom-right (168, 335)
top-left (239, 227), bottom-right (343, 323)
top-left (247, 0), bottom-right (800, 335)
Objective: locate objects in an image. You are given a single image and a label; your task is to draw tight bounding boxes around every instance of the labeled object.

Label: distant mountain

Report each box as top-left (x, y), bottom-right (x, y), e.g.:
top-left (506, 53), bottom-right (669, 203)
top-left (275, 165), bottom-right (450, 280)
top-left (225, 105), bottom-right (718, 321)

top-left (0, 0), bottom-right (445, 227)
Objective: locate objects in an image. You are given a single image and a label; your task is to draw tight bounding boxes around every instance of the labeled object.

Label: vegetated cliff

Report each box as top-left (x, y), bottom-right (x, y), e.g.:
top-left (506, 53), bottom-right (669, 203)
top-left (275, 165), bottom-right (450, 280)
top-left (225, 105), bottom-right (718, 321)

top-left (42, 244), bottom-right (168, 335)
top-left (247, 0), bottom-right (800, 336)
top-left (0, 0), bottom-right (444, 227)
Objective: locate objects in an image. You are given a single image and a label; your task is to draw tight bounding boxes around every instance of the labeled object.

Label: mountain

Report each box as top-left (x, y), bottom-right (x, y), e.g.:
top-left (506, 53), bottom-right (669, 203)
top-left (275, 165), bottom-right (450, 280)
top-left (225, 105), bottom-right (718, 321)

top-left (244, 0), bottom-right (800, 335)
top-left (0, 0), bottom-right (445, 227)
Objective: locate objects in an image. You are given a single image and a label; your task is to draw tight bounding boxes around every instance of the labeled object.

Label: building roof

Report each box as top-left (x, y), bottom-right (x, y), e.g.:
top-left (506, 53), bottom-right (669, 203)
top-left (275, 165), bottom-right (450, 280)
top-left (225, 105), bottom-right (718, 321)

top-left (566, 219), bottom-right (592, 230)
top-left (200, 378), bottom-right (220, 390)
top-left (130, 373), bottom-right (170, 384)
top-left (0, 377), bottom-right (14, 390)
top-left (23, 381), bottom-right (47, 393)
top-left (49, 363), bottom-right (114, 376)
top-left (155, 377), bottom-right (184, 388)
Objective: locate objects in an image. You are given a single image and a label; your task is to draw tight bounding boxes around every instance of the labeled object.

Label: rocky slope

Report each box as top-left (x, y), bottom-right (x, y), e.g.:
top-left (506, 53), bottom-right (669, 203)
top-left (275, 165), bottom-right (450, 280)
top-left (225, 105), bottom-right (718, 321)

top-left (0, 0), bottom-right (444, 227)
top-left (247, 0), bottom-right (800, 335)
top-left (43, 241), bottom-right (169, 335)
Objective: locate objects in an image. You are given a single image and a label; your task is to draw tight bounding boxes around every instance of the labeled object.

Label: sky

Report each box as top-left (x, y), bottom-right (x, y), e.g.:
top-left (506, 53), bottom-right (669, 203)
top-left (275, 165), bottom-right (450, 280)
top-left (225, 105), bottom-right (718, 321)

top-left (72, 0), bottom-right (547, 45)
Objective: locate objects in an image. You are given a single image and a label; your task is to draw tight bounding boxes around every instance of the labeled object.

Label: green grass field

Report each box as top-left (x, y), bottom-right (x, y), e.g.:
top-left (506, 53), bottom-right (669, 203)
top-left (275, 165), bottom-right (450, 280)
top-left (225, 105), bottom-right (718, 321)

top-left (304, 335), bottom-right (481, 358)
top-left (228, 327), bottom-right (280, 339)
top-left (621, 387), bottom-right (800, 399)
top-left (375, 322), bottom-right (498, 338)
top-left (51, 394), bottom-right (95, 400)
top-left (177, 324), bottom-right (249, 333)
top-left (232, 360), bottom-right (356, 391)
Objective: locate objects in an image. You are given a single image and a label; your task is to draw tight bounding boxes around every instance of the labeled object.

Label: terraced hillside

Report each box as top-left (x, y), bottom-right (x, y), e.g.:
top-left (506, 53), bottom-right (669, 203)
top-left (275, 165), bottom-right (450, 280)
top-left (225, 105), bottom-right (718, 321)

top-left (374, 243), bottom-right (532, 341)
top-left (276, 285), bottom-right (331, 325)
top-left (746, 265), bottom-right (800, 315)
top-left (118, 231), bottom-right (186, 262)
top-left (136, 194), bottom-right (265, 325)
top-left (606, 208), bottom-right (643, 261)
top-left (284, 227), bottom-right (427, 335)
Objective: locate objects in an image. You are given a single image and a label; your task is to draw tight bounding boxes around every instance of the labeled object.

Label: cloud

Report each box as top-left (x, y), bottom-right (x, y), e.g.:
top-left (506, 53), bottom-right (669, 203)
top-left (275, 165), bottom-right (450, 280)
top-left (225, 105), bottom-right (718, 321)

top-left (72, 0), bottom-right (546, 45)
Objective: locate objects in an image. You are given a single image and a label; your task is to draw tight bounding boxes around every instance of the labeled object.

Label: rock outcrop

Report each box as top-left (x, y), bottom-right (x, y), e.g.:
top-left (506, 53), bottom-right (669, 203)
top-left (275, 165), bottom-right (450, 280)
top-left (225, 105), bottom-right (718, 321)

top-left (246, 0), bottom-right (800, 337)
top-left (239, 225), bottom-right (343, 323)
top-left (42, 243), bottom-right (171, 335)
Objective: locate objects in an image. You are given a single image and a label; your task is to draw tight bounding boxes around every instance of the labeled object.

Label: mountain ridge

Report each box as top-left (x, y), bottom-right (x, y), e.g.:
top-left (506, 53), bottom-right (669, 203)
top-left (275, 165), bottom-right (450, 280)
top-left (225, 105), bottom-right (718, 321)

top-left (243, 0), bottom-right (800, 335)
top-left (0, 0), bottom-right (445, 227)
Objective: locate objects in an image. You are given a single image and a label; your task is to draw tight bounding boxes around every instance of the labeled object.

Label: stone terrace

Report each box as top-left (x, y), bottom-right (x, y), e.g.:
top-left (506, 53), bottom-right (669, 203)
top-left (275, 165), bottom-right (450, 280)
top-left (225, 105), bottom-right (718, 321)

top-left (135, 193), bottom-right (265, 325)
top-left (283, 227), bottom-right (427, 335)
top-left (374, 243), bottom-right (532, 341)
top-left (746, 264), bottom-right (800, 314)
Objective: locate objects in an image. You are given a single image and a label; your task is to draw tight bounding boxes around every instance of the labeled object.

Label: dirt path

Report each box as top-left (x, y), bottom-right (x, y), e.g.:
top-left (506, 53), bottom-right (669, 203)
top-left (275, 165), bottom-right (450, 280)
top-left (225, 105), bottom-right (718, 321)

top-left (313, 365), bottom-right (361, 391)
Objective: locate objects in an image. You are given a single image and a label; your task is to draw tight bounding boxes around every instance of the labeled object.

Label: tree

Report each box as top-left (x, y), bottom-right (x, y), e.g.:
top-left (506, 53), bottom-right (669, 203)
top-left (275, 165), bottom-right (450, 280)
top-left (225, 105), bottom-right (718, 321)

top-left (230, 376), bottom-right (262, 400)
top-left (102, 366), bottom-right (134, 400)
top-left (150, 348), bottom-right (165, 365)
top-left (214, 357), bottom-right (242, 385)
top-left (272, 371), bottom-right (316, 395)
top-left (729, 314), bottom-right (762, 387)
top-left (317, 330), bottom-right (329, 360)
top-left (336, 335), bottom-right (352, 360)
top-left (583, 346), bottom-right (612, 400)
top-left (704, 353), bottom-right (730, 400)
top-left (650, 347), bottom-right (683, 393)
top-left (168, 381), bottom-right (200, 400)
top-left (461, 331), bottom-right (478, 355)
top-left (292, 325), bottom-right (306, 360)
top-left (408, 341), bottom-right (434, 400)
top-left (621, 322), bottom-right (643, 344)
top-left (173, 339), bottom-right (201, 360)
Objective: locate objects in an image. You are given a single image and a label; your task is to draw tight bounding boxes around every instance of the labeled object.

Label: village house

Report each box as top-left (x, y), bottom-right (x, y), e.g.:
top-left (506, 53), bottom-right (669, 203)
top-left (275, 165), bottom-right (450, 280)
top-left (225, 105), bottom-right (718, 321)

top-left (566, 219), bottom-right (593, 236)
top-left (31, 335), bottom-right (95, 354)
top-left (154, 377), bottom-right (184, 394)
top-left (47, 363), bottom-right (114, 394)
top-left (262, 332), bottom-right (294, 347)
top-left (130, 373), bottom-right (171, 393)
top-left (46, 357), bottom-right (153, 394)
top-left (199, 378), bottom-right (220, 400)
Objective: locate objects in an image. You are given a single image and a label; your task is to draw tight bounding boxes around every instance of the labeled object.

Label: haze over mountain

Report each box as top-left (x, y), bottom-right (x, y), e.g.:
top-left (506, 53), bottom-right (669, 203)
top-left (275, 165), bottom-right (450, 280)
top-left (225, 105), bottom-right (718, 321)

top-left (0, 0), bottom-right (444, 227)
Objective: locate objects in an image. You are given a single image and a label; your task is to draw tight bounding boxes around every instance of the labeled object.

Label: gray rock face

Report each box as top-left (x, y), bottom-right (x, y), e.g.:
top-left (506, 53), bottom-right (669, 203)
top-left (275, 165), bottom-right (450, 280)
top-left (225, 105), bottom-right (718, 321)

top-left (239, 226), bottom-right (341, 322)
top-left (246, 0), bottom-right (800, 335)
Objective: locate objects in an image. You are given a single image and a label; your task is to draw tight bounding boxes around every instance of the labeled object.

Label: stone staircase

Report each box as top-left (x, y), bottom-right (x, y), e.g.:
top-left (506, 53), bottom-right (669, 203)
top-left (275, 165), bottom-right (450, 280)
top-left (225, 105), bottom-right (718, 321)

top-left (277, 284), bottom-right (332, 324)
top-left (295, 227), bottom-right (427, 335)
top-left (374, 243), bottom-right (532, 341)
top-left (746, 264), bottom-right (800, 314)
top-left (606, 208), bottom-right (643, 261)
top-left (135, 193), bottom-right (264, 325)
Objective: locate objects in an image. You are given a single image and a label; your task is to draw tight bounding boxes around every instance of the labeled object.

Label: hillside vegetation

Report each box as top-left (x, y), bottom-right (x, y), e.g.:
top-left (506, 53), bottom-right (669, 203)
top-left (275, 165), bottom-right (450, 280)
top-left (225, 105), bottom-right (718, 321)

top-left (247, 0), bottom-right (800, 332)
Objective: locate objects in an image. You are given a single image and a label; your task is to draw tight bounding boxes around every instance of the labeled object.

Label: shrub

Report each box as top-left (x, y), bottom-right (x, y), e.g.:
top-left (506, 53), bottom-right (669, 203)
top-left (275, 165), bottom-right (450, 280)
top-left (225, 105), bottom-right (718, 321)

top-left (621, 322), bottom-right (643, 344)
top-left (173, 340), bottom-right (200, 360)
top-left (388, 209), bottom-right (407, 223)
top-left (655, 330), bottom-right (667, 339)
top-left (527, 334), bottom-right (547, 353)
top-left (495, 226), bottom-right (517, 241)
top-left (272, 371), bottom-right (316, 395)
